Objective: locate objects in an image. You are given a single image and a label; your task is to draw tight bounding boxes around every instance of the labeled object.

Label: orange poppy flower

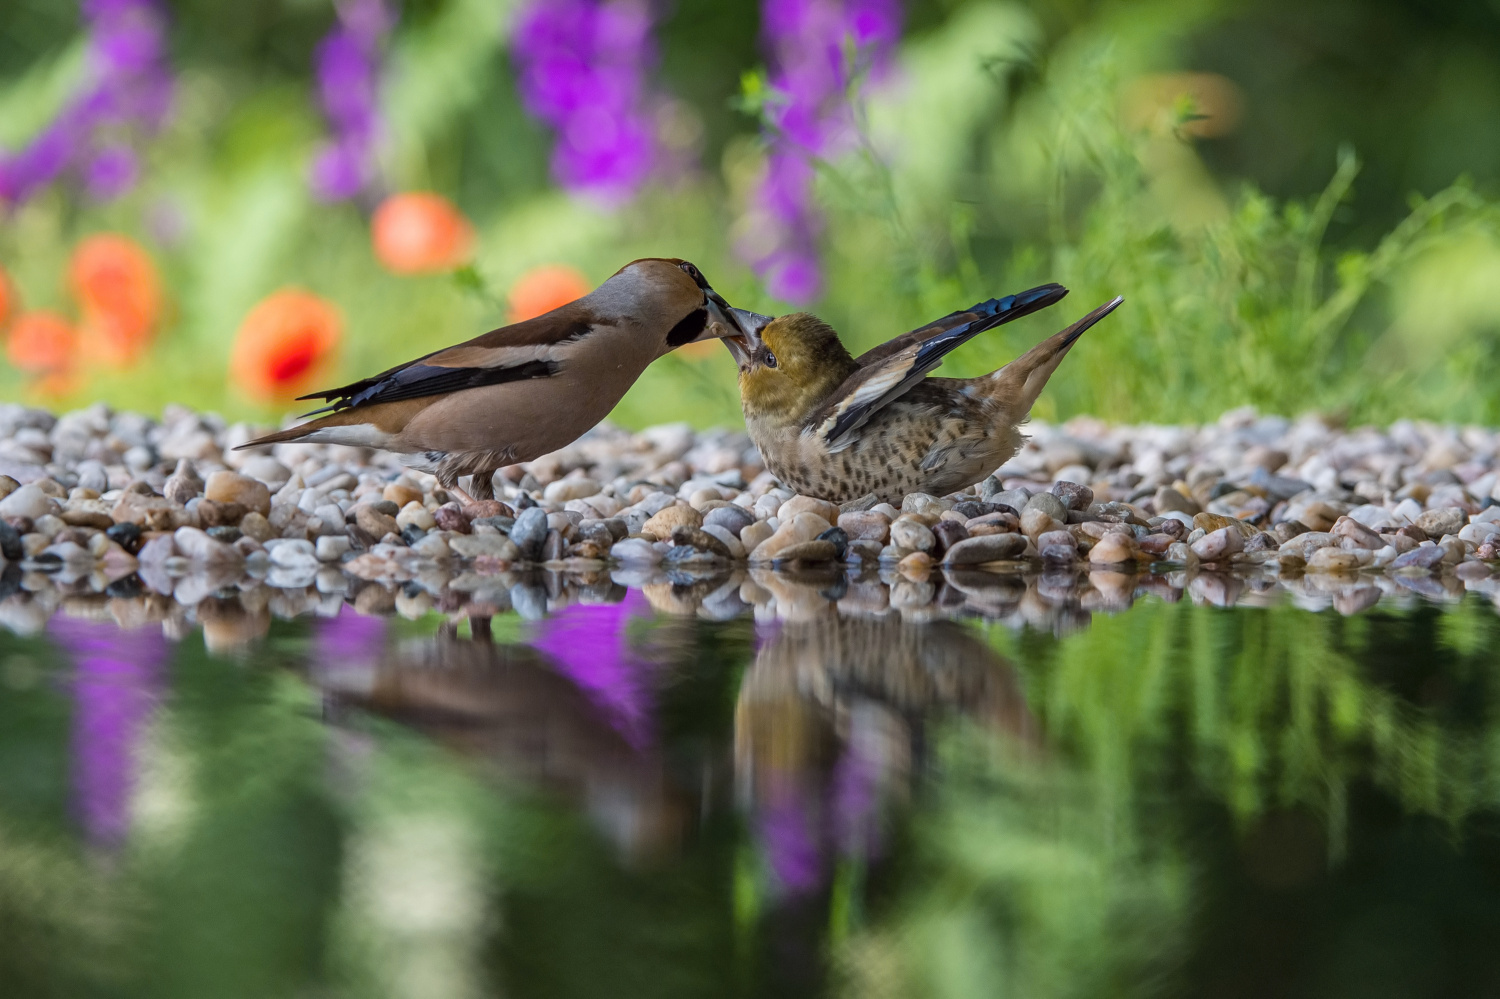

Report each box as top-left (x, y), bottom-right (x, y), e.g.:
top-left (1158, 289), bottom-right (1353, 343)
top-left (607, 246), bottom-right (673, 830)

top-left (6, 311), bottom-right (78, 373)
top-left (0, 265), bottom-right (13, 330)
top-left (371, 192), bottom-right (476, 275)
top-left (506, 264), bottom-right (591, 323)
top-left (69, 234), bottom-right (162, 366)
top-left (230, 290), bottom-right (343, 402)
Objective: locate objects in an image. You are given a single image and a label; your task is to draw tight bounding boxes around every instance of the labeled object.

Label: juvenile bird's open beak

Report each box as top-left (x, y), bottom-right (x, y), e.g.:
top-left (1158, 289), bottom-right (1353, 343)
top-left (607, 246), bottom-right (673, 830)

top-left (722, 306), bottom-right (772, 369)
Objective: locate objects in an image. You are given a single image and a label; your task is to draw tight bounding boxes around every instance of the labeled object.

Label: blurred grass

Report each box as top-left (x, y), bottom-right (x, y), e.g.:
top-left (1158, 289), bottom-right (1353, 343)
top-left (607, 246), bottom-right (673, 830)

top-left (3, 0), bottom-right (1500, 428)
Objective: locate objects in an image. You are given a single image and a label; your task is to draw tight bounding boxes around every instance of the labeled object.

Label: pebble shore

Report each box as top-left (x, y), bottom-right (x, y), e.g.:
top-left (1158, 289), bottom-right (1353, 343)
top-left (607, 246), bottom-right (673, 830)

top-left (1, 402), bottom-right (1499, 637)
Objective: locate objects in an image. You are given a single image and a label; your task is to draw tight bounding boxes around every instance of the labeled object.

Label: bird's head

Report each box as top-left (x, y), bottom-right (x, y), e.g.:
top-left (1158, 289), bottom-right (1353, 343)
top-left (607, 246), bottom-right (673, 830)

top-left (596, 258), bottom-right (758, 354)
top-left (726, 312), bottom-right (858, 425)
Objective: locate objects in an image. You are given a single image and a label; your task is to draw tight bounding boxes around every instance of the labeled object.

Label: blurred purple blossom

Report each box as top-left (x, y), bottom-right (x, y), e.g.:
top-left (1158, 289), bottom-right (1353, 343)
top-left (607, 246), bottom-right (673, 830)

top-left (530, 589), bottom-right (659, 748)
top-left (758, 783), bottom-right (822, 892)
top-left (309, 0), bottom-right (392, 202)
top-left (512, 0), bottom-right (660, 204)
top-left (315, 602), bottom-right (389, 665)
top-left (0, 0), bottom-right (173, 204)
top-left (50, 616), bottom-right (168, 847)
top-left (737, 0), bottom-right (901, 303)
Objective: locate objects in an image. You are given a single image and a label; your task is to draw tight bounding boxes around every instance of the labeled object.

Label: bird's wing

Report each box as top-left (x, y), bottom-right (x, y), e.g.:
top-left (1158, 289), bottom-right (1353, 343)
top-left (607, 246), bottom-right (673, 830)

top-left (812, 283), bottom-right (1069, 448)
top-left (297, 313), bottom-right (604, 415)
top-left (849, 283), bottom-right (1067, 368)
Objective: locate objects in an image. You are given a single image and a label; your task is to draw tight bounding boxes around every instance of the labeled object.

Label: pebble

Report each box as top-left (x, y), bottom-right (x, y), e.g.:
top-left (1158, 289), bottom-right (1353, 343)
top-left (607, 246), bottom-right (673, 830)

top-left (316, 535), bottom-right (352, 562)
top-left (740, 520), bottom-right (774, 554)
top-left (944, 533), bottom-right (1027, 564)
top-left (543, 477), bottom-right (601, 502)
top-left (268, 539), bottom-right (319, 569)
top-left (778, 495), bottom-right (839, 524)
top-left (838, 511), bottom-right (891, 544)
top-left (889, 517), bottom-right (936, 552)
top-left (1307, 548), bottom-right (1364, 572)
top-left (1390, 545), bottom-right (1446, 571)
top-left (642, 503), bottom-right (702, 538)
top-left (1416, 507), bottom-right (1465, 538)
top-left (702, 523), bottom-right (747, 559)
top-left (0, 484), bottom-right (59, 520)
top-left (1331, 516), bottom-right (1384, 550)
top-left (1088, 533), bottom-right (1139, 564)
top-left (449, 534), bottom-right (520, 560)
top-left (205, 471), bottom-right (271, 516)
top-left (1191, 527), bottom-right (1244, 562)
top-left (610, 537), bottom-right (662, 564)
top-left (704, 505), bottom-right (756, 537)
top-left (901, 493), bottom-right (952, 516)
top-left (1020, 508), bottom-right (1063, 540)
top-left (775, 540), bottom-right (838, 562)
top-left (749, 512), bottom-right (832, 562)
top-left (671, 525), bottom-right (732, 559)
top-left (510, 507), bottom-right (549, 560)
top-left (1051, 480), bottom-right (1094, 510)
top-left (1023, 491), bottom-right (1068, 522)
top-left (396, 503), bottom-right (436, 531)
top-left (355, 505), bottom-right (400, 540)
top-left (432, 503), bottom-right (471, 533)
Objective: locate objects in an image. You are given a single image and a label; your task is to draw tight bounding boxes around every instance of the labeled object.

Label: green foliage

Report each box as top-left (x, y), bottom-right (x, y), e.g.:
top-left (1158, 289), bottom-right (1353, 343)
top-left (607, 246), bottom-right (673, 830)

top-left (4, 0), bottom-right (1500, 427)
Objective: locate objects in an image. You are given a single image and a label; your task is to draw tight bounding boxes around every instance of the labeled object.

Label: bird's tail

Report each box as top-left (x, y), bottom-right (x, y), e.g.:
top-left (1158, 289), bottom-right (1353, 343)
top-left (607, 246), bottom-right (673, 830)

top-left (233, 408), bottom-right (385, 451)
top-left (979, 296), bottom-right (1123, 416)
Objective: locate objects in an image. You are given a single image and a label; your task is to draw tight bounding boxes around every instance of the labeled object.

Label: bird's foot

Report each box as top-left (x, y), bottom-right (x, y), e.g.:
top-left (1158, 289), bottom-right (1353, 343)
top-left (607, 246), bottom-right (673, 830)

top-left (447, 484), bottom-right (479, 506)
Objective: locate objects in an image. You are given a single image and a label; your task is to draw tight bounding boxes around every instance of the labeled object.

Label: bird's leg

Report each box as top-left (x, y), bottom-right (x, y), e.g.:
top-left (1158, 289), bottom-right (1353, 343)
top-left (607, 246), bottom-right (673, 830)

top-left (447, 472), bottom-right (495, 507)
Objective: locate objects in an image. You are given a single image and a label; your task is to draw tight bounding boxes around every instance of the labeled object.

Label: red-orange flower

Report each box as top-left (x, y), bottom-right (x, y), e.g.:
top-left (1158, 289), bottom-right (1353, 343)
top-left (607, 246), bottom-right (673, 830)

top-left (6, 311), bottom-right (78, 373)
top-left (507, 264), bottom-right (591, 323)
top-left (230, 290), bottom-right (343, 401)
top-left (0, 265), bottom-right (13, 331)
top-left (372, 192), bottom-right (476, 275)
top-left (69, 233), bottom-right (162, 366)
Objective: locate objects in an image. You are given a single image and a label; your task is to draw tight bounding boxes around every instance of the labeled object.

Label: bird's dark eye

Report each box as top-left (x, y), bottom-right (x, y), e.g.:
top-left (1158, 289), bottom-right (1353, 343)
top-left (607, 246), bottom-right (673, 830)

top-left (763, 349), bottom-right (778, 369)
top-left (679, 261), bottom-right (702, 283)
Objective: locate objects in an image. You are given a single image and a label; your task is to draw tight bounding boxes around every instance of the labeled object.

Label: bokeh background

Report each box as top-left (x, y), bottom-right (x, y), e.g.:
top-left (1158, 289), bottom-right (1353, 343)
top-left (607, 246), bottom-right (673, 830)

top-left (4, 0), bottom-right (1500, 430)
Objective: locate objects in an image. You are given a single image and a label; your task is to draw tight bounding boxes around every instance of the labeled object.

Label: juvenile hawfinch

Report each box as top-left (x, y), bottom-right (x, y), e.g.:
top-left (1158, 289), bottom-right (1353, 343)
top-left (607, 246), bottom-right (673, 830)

top-left (724, 284), bottom-right (1123, 506)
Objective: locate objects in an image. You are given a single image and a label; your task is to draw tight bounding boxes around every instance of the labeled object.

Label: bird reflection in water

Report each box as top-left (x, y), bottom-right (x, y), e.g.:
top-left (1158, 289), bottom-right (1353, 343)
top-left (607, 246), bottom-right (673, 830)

top-left (735, 572), bottom-right (1037, 894)
top-left (313, 572), bottom-right (1036, 893)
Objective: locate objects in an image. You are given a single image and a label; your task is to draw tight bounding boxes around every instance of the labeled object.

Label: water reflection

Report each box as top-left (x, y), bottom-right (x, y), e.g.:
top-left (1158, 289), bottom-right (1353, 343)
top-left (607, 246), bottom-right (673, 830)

top-left (1, 567), bottom-right (1500, 996)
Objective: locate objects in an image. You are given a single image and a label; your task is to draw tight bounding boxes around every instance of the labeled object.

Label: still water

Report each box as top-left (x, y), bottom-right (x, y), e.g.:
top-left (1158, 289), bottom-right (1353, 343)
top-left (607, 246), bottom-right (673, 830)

top-left (3, 564), bottom-right (1500, 998)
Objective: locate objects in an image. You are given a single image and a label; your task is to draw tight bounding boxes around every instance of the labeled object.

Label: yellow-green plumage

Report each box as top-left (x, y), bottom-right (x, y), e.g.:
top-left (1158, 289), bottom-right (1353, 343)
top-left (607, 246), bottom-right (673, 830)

top-left (734, 297), bottom-right (1123, 505)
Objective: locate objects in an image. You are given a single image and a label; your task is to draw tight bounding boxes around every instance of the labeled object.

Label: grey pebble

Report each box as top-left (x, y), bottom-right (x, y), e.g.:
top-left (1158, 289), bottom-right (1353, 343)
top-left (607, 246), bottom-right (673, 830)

top-left (510, 507), bottom-right (549, 561)
top-left (704, 504), bottom-right (756, 537)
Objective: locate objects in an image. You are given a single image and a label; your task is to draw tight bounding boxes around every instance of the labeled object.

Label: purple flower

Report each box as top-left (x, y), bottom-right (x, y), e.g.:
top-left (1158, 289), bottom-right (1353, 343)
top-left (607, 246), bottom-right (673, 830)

top-left (512, 0), bottom-right (662, 204)
top-left (758, 783), bottom-right (822, 892)
top-left (49, 616), bottom-right (168, 847)
top-left (738, 0), bottom-right (902, 303)
top-left (315, 602), bottom-right (389, 665)
top-left (85, 145), bottom-right (139, 200)
top-left (830, 708), bottom-right (891, 858)
top-left (0, 0), bottom-right (173, 204)
top-left (309, 0), bottom-right (391, 202)
top-left (529, 589), bottom-right (658, 748)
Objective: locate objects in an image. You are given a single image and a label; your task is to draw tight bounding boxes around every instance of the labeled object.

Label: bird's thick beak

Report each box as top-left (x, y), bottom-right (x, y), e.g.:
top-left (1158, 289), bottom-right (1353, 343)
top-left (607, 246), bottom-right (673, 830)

top-left (721, 306), bottom-right (772, 369)
top-left (693, 290), bottom-right (772, 366)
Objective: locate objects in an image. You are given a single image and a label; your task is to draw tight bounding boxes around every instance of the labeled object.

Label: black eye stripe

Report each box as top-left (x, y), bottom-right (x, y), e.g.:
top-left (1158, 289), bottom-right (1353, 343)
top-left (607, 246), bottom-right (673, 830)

top-left (666, 307), bottom-right (708, 347)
